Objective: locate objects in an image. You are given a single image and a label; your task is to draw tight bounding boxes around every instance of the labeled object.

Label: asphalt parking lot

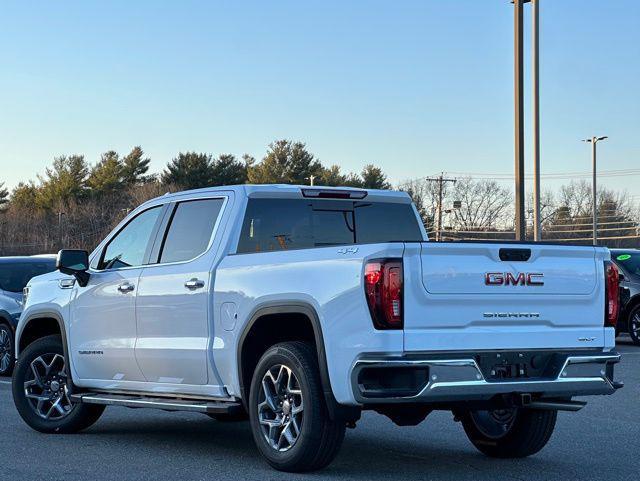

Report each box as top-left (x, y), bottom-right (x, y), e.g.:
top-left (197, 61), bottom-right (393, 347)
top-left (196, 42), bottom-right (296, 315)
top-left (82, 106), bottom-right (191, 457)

top-left (0, 338), bottom-right (637, 481)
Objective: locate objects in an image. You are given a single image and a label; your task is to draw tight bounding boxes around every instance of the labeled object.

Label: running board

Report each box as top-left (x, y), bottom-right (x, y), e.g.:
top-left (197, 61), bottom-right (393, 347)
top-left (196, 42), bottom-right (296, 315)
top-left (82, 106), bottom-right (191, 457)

top-left (70, 393), bottom-right (243, 414)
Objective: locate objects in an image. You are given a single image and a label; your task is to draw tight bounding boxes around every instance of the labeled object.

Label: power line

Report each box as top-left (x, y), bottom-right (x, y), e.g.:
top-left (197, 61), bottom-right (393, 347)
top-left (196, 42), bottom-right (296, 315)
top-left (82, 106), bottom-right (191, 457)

top-left (443, 168), bottom-right (640, 180)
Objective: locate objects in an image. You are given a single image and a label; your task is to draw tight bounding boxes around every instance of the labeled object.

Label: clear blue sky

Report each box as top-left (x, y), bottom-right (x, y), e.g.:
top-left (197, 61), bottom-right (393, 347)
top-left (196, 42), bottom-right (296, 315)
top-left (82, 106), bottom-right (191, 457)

top-left (0, 0), bottom-right (638, 197)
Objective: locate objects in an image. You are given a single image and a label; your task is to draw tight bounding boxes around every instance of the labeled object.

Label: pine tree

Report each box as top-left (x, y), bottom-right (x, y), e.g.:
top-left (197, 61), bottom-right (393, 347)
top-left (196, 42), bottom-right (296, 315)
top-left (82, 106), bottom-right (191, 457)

top-left (360, 164), bottom-right (391, 189)
top-left (37, 154), bottom-right (89, 206)
top-left (248, 140), bottom-right (323, 185)
top-left (161, 152), bottom-right (214, 189)
top-left (210, 154), bottom-right (248, 186)
top-left (121, 146), bottom-right (151, 185)
top-left (0, 182), bottom-right (8, 207)
top-left (88, 151), bottom-right (124, 195)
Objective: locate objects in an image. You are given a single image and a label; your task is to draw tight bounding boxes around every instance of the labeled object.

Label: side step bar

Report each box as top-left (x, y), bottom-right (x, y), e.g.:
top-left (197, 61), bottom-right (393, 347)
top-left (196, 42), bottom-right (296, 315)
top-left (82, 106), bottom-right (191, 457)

top-left (70, 393), bottom-right (243, 415)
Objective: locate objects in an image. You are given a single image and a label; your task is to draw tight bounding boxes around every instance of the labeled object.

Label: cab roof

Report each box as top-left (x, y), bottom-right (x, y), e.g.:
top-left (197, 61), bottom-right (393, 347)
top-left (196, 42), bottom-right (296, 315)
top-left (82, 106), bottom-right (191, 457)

top-left (142, 184), bottom-right (412, 207)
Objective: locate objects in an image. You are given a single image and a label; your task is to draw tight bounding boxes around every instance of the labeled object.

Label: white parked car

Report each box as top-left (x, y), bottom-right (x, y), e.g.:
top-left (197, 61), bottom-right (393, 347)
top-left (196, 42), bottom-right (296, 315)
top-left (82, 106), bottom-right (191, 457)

top-left (12, 184), bottom-right (622, 472)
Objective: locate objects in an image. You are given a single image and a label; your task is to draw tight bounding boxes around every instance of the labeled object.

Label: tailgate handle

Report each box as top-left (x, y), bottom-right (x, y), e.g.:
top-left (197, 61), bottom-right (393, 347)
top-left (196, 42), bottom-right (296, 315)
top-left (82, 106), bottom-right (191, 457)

top-left (499, 248), bottom-right (531, 262)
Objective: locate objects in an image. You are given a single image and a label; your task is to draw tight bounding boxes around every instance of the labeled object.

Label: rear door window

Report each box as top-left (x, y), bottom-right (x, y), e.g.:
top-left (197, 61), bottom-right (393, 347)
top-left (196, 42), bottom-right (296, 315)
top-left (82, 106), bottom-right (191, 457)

top-left (158, 198), bottom-right (225, 263)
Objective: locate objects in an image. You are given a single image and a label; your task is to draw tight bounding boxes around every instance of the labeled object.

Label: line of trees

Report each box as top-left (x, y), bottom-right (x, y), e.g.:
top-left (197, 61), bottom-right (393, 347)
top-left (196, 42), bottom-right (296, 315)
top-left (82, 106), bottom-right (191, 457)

top-left (0, 140), bottom-right (391, 255)
top-left (1, 140), bottom-right (638, 255)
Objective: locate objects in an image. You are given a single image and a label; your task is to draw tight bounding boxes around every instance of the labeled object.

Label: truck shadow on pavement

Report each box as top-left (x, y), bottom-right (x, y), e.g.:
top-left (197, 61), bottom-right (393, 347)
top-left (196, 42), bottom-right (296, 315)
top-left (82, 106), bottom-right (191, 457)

top-left (86, 413), bottom-right (569, 480)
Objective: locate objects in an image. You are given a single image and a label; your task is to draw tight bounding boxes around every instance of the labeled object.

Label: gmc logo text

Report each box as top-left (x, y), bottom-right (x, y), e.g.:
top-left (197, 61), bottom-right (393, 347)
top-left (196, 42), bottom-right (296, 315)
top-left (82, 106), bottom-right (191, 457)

top-left (484, 272), bottom-right (544, 286)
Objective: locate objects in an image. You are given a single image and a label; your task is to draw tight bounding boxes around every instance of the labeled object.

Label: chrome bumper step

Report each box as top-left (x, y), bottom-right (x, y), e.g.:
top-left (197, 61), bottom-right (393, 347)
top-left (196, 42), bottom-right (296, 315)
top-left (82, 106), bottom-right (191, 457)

top-left (352, 351), bottom-right (621, 404)
top-left (70, 392), bottom-right (242, 414)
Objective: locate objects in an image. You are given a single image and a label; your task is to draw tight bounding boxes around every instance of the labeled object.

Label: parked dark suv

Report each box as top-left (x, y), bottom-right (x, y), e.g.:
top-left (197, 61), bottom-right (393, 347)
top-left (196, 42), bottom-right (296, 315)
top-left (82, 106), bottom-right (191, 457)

top-left (0, 256), bottom-right (57, 376)
top-left (611, 249), bottom-right (640, 346)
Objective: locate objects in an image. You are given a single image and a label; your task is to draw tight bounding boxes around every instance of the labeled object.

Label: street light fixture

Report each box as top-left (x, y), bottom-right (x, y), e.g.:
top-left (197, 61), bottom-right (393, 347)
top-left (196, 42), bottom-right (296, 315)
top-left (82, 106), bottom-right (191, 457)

top-left (582, 136), bottom-right (608, 245)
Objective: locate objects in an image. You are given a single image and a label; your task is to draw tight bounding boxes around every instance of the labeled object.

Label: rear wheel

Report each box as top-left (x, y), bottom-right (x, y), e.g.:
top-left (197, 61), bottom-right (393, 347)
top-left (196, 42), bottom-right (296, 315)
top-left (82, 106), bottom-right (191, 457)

top-left (459, 407), bottom-right (557, 458)
top-left (12, 335), bottom-right (105, 433)
top-left (628, 306), bottom-right (640, 346)
top-left (0, 323), bottom-right (14, 376)
top-left (248, 341), bottom-right (345, 472)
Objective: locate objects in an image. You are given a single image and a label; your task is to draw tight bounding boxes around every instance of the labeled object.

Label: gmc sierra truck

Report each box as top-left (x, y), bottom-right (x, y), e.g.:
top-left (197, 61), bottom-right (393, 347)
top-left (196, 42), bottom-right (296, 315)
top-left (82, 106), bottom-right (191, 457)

top-left (12, 184), bottom-right (622, 472)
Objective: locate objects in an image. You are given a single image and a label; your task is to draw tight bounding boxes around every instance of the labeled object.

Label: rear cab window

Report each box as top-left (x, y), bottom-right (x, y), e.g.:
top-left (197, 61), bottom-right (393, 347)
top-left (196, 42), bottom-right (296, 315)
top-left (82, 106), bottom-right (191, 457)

top-left (236, 198), bottom-right (423, 254)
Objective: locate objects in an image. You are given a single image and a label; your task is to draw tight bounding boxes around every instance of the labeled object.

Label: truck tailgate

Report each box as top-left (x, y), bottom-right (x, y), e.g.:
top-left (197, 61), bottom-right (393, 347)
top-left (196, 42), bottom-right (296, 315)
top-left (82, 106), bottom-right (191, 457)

top-left (402, 242), bottom-right (608, 352)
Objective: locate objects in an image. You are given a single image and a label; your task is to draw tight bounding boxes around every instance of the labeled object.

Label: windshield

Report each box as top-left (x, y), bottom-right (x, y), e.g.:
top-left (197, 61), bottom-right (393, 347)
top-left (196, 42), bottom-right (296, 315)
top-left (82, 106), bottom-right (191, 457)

top-left (614, 252), bottom-right (640, 277)
top-left (0, 261), bottom-right (56, 293)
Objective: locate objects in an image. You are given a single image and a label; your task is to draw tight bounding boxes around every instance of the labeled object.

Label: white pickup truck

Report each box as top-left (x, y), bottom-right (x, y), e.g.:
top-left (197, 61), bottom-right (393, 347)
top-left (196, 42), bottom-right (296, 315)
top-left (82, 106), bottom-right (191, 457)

top-left (12, 184), bottom-right (622, 472)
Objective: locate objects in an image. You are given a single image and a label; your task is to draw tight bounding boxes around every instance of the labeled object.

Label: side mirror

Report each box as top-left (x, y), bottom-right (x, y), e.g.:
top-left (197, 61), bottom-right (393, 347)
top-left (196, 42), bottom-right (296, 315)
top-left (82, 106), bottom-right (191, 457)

top-left (56, 249), bottom-right (90, 287)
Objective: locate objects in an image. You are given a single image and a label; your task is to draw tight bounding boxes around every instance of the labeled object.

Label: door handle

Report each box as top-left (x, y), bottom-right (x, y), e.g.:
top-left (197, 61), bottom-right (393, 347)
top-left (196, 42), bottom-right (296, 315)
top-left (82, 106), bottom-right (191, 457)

top-left (117, 282), bottom-right (135, 293)
top-left (184, 278), bottom-right (205, 290)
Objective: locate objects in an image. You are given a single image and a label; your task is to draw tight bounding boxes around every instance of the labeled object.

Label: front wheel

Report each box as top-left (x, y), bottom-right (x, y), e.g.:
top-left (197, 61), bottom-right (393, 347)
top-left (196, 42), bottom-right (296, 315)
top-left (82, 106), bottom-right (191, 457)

top-left (248, 341), bottom-right (345, 472)
top-left (459, 407), bottom-right (557, 458)
top-left (12, 335), bottom-right (105, 433)
top-left (628, 306), bottom-right (640, 346)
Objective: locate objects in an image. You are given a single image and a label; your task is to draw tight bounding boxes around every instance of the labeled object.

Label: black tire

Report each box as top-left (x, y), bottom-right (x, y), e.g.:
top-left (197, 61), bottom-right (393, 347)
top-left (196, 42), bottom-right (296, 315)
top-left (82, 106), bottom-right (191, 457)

top-left (12, 335), bottom-right (105, 434)
top-left (0, 323), bottom-right (15, 377)
top-left (248, 341), bottom-right (345, 472)
top-left (459, 407), bottom-right (557, 458)
top-left (628, 306), bottom-right (640, 346)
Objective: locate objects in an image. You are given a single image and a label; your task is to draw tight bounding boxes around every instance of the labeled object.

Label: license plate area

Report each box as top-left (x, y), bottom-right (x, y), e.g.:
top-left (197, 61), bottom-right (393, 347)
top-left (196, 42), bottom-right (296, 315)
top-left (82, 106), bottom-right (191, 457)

top-left (475, 351), bottom-right (569, 381)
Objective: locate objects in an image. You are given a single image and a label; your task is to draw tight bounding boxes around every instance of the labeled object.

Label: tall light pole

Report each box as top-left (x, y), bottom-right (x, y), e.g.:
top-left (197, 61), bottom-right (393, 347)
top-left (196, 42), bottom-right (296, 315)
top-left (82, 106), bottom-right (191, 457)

top-left (582, 136), bottom-right (608, 245)
top-left (532, 0), bottom-right (541, 241)
top-left (513, 0), bottom-right (526, 241)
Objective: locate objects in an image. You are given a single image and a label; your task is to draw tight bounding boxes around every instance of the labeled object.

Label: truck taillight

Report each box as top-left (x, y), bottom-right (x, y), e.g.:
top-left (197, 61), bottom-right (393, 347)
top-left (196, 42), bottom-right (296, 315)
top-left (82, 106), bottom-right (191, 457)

top-left (604, 261), bottom-right (620, 328)
top-left (364, 259), bottom-right (403, 330)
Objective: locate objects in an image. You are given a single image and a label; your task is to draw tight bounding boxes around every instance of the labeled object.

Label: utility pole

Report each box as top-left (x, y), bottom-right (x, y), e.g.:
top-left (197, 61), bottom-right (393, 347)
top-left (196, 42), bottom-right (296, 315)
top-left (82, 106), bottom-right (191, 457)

top-left (582, 136), bottom-right (608, 245)
top-left (513, 0), bottom-right (527, 241)
top-left (425, 174), bottom-right (457, 241)
top-left (532, 0), bottom-right (541, 241)
top-left (307, 175), bottom-right (316, 186)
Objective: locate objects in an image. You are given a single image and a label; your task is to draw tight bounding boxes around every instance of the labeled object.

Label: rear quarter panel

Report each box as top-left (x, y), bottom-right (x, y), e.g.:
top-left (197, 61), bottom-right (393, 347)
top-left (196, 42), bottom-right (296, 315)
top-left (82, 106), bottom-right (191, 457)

top-left (213, 243), bottom-right (405, 405)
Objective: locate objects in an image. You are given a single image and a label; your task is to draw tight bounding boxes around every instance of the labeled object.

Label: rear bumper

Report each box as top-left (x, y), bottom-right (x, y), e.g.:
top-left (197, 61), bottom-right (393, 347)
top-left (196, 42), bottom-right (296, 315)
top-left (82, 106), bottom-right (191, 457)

top-left (351, 350), bottom-right (621, 404)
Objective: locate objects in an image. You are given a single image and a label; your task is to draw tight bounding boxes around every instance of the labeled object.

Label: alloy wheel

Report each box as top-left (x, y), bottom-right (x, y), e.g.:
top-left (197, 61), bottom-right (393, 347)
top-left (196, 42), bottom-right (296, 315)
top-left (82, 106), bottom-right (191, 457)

top-left (631, 312), bottom-right (640, 338)
top-left (23, 353), bottom-right (74, 420)
top-left (0, 327), bottom-right (12, 374)
top-left (257, 364), bottom-right (304, 452)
